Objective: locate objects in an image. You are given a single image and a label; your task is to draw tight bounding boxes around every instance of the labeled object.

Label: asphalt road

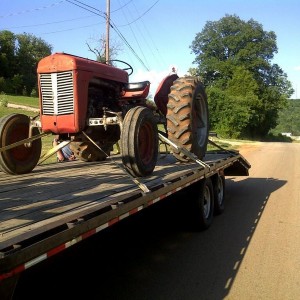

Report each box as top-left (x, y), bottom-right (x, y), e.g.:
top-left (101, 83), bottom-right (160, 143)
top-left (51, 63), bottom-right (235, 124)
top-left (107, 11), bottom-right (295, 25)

top-left (13, 142), bottom-right (300, 300)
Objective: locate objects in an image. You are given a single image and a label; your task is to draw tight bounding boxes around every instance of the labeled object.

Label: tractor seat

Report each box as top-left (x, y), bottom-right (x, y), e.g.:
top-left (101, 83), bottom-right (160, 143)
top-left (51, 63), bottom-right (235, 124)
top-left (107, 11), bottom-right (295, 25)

top-left (122, 81), bottom-right (150, 98)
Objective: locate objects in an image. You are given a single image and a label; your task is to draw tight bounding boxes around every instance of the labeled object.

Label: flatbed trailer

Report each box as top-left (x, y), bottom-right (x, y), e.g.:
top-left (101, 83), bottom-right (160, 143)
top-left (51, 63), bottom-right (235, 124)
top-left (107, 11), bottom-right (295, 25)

top-left (0, 148), bottom-right (250, 299)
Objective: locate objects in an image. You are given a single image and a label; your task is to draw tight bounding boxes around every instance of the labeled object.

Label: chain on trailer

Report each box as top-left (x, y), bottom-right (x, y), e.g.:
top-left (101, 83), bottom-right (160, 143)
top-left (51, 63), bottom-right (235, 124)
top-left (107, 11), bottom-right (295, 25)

top-left (158, 132), bottom-right (211, 169)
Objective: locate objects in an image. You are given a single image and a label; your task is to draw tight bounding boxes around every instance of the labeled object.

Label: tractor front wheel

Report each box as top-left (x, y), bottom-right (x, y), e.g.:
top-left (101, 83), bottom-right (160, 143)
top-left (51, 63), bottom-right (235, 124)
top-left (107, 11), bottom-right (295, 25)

top-left (121, 106), bottom-right (158, 177)
top-left (0, 113), bottom-right (41, 174)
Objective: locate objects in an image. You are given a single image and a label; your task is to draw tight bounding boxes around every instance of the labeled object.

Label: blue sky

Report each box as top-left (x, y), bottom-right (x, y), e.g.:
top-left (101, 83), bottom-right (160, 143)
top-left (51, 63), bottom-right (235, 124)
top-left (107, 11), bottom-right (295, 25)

top-left (1, 0), bottom-right (299, 98)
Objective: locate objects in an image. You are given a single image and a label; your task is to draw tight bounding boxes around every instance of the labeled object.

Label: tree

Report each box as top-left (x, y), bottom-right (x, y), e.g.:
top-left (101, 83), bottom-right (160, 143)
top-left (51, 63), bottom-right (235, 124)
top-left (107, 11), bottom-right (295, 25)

top-left (271, 100), bottom-right (300, 136)
top-left (86, 34), bottom-right (122, 63)
top-left (16, 33), bottom-right (52, 95)
top-left (0, 30), bottom-right (16, 79)
top-left (190, 14), bottom-right (294, 138)
top-left (0, 30), bottom-right (52, 95)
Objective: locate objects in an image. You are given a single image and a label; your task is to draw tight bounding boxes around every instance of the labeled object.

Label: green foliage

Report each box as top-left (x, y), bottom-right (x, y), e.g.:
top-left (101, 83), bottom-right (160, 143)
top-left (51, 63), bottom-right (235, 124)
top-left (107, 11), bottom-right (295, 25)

top-left (270, 99), bottom-right (300, 136)
top-left (190, 14), bottom-right (294, 139)
top-left (264, 132), bottom-right (293, 142)
top-left (0, 30), bottom-right (52, 96)
top-left (207, 86), bottom-right (252, 138)
top-left (0, 92), bottom-right (8, 107)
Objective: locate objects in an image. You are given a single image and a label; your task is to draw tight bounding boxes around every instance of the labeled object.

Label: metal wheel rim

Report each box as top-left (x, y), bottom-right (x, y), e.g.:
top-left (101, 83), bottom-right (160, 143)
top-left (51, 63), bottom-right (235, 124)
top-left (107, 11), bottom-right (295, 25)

top-left (217, 176), bottom-right (224, 206)
top-left (203, 185), bottom-right (212, 218)
top-left (138, 121), bottom-right (154, 165)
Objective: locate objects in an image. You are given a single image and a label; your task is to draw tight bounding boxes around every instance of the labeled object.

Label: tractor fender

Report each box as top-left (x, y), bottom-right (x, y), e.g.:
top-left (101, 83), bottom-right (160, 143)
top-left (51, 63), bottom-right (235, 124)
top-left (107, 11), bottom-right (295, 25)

top-left (154, 73), bottom-right (178, 115)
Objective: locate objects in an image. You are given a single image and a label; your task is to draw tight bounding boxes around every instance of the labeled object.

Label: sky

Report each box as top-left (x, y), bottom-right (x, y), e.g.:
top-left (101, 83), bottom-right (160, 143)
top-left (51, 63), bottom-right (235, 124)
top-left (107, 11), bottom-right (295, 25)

top-left (1, 0), bottom-right (300, 99)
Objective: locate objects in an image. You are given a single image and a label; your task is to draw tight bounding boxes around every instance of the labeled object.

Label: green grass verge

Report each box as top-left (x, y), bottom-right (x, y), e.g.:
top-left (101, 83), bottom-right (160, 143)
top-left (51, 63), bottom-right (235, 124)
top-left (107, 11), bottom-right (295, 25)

top-left (0, 106), bottom-right (38, 118)
top-left (4, 94), bottom-right (39, 108)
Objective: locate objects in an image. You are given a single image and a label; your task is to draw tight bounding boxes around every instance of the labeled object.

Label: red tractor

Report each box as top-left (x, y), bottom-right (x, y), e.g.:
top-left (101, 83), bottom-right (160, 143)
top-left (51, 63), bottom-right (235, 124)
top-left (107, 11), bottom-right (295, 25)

top-left (0, 52), bottom-right (209, 177)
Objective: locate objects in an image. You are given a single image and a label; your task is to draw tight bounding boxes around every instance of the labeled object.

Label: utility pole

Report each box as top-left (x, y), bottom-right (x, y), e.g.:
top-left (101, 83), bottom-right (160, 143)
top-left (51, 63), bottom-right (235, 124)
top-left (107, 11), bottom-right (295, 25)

top-left (105, 0), bottom-right (110, 63)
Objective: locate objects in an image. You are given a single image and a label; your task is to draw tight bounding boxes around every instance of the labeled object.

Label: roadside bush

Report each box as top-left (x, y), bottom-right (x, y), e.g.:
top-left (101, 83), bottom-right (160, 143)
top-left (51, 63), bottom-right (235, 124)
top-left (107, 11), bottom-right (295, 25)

top-left (0, 92), bottom-right (8, 107)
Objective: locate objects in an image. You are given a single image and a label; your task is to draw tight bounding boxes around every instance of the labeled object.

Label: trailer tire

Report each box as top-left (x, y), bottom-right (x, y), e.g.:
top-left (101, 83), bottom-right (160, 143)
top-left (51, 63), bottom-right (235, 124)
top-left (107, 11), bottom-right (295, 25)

top-left (190, 178), bottom-right (214, 230)
top-left (0, 113), bottom-right (41, 174)
top-left (121, 106), bottom-right (158, 177)
top-left (212, 174), bottom-right (225, 215)
top-left (166, 77), bottom-right (209, 162)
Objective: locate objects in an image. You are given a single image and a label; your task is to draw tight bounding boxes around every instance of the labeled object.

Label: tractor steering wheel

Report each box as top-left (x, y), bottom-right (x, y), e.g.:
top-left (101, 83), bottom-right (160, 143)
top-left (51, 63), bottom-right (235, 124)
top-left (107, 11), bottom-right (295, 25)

top-left (106, 59), bottom-right (133, 76)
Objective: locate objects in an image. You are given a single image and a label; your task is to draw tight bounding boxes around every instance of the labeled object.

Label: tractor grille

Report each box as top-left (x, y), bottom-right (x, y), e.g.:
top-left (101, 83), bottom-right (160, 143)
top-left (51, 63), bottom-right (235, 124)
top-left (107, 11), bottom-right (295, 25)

top-left (40, 71), bottom-right (74, 115)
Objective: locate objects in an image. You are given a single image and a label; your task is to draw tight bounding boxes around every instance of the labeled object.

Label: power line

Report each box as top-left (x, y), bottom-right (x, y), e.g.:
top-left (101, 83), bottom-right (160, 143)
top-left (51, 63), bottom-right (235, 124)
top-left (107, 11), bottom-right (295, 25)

top-left (116, 0), bottom-right (160, 27)
top-left (66, 0), bottom-right (150, 71)
top-left (65, 0), bottom-right (106, 19)
top-left (4, 15), bottom-right (99, 29)
top-left (111, 0), bottom-right (134, 13)
top-left (116, 0), bottom-right (150, 69)
top-left (109, 18), bottom-right (150, 71)
top-left (0, 1), bottom-right (65, 18)
top-left (40, 22), bottom-right (103, 35)
top-left (128, 1), bottom-right (167, 69)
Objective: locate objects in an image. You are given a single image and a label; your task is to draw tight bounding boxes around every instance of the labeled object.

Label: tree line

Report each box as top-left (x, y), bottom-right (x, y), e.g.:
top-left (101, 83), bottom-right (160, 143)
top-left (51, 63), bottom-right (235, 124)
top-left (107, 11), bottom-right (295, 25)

top-left (0, 14), bottom-right (296, 139)
top-left (271, 99), bottom-right (300, 136)
top-left (0, 30), bottom-right (52, 96)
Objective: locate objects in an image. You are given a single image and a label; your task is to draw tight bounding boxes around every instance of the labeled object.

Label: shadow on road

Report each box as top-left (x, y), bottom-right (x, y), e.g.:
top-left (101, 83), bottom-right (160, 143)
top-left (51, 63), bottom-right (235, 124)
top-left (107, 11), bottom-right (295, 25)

top-left (13, 176), bottom-right (285, 300)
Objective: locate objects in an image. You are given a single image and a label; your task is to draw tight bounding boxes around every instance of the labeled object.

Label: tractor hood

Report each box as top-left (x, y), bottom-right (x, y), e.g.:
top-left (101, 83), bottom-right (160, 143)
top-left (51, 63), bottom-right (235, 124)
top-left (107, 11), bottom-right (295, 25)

top-left (37, 52), bottom-right (129, 84)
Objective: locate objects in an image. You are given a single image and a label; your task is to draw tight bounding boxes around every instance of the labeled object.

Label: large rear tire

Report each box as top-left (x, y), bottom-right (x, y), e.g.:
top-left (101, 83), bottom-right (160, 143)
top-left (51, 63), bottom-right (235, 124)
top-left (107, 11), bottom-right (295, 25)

top-left (166, 76), bottom-right (209, 162)
top-left (0, 114), bottom-right (41, 174)
top-left (121, 106), bottom-right (158, 177)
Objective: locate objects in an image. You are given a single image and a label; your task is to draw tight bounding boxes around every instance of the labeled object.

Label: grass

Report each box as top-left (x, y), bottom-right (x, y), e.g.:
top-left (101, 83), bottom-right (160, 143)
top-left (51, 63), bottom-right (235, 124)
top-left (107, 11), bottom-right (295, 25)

top-left (0, 106), bottom-right (38, 118)
top-left (4, 94), bottom-right (39, 108)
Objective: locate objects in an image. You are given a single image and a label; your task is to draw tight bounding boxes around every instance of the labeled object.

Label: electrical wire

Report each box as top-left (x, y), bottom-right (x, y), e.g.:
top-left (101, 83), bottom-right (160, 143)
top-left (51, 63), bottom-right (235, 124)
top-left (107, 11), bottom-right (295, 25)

top-left (116, 0), bottom-right (160, 27)
top-left (66, 0), bottom-right (151, 71)
top-left (117, 0), bottom-right (151, 69)
top-left (0, 1), bottom-right (65, 18)
top-left (121, 0), bottom-right (166, 69)
top-left (111, 0), bottom-right (134, 13)
top-left (66, 0), bottom-right (106, 18)
top-left (4, 15), bottom-right (99, 29)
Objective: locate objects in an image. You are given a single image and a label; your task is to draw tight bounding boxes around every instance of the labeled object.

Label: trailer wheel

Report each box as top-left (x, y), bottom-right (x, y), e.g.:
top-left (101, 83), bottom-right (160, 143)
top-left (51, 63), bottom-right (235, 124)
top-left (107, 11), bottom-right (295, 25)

top-left (190, 178), bottom-right (214, 230)
top-left (213, 174), bottom-right (225, 215)
top-left (166, 76), bottom-right (209, 162)
top-left (0, 113), bottom-right (41, 174)
top-left (121, 106), bottom-right (158, 177)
